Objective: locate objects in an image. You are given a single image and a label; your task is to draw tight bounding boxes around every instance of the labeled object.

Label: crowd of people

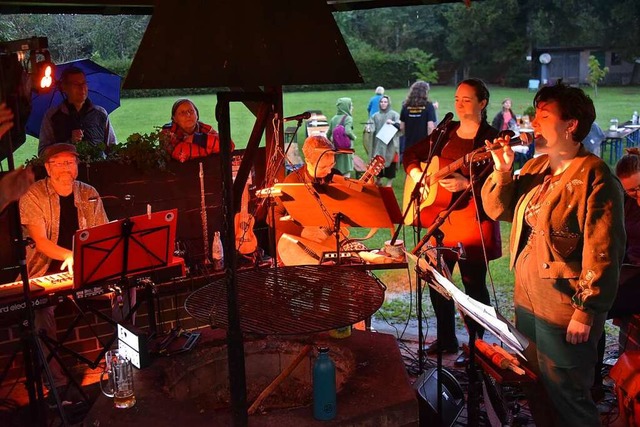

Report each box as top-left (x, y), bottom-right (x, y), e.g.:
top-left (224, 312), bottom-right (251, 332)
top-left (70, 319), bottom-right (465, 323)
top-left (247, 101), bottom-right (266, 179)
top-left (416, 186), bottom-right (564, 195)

top-left (2, 70), bottom-right (638, 426)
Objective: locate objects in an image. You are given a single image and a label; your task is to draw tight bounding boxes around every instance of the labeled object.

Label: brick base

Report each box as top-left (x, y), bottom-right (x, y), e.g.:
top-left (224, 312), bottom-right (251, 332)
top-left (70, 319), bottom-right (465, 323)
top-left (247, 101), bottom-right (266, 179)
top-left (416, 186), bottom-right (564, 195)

top-left (0, 287), bottom-right (199, 383)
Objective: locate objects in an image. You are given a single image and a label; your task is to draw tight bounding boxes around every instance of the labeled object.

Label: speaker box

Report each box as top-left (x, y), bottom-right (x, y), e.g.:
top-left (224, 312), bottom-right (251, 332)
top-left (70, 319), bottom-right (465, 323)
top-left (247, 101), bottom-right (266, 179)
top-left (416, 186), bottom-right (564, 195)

top-left (414, 367), bottom-right (465, 427)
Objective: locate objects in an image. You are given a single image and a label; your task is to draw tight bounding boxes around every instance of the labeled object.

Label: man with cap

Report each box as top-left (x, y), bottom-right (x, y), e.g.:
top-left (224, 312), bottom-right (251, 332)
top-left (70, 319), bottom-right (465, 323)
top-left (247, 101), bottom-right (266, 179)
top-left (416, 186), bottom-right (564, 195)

top-left (268, 135), bottom-right (341, 252)
top-left (38, 67), bottom-right (117, 156)
top-left (19, 143), bottom-right (108, 403)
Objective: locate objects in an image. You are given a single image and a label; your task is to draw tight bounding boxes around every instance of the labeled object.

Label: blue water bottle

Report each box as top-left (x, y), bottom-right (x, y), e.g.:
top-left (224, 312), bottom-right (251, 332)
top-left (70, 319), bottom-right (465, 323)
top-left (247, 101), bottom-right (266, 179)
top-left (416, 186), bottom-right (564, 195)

top-left (313, 347), bottom-right (336, 421)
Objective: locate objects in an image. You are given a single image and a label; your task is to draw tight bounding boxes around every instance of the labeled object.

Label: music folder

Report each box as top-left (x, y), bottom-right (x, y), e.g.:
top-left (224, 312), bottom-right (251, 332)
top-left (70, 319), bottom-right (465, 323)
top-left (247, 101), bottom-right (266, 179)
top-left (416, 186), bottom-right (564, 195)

top-left (273, 182), bottom-right (402, 228)
top-left (73, 209), bottom-right (178, 289)
top-left (407, 252), bottom-right (529, 360)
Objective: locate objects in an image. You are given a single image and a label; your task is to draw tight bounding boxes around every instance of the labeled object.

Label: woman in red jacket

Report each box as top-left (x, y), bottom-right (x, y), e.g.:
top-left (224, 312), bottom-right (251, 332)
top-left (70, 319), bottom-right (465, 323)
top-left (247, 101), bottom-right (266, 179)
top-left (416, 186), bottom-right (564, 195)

top-left (161, 98), bottom-right (232, 162)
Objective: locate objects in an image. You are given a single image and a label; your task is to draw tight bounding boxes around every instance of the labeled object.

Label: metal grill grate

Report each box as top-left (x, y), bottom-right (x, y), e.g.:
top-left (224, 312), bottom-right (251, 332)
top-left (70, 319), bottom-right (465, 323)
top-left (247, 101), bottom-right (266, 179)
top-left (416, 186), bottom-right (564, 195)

top-left (184, 265), bottom-right (386, 335)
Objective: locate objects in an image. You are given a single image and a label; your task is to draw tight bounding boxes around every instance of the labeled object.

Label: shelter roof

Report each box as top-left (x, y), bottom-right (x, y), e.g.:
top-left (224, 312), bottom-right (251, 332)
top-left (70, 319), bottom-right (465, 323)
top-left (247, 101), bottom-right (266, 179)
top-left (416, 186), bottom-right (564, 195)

top-left (0, 0), bottom-right (463, 14)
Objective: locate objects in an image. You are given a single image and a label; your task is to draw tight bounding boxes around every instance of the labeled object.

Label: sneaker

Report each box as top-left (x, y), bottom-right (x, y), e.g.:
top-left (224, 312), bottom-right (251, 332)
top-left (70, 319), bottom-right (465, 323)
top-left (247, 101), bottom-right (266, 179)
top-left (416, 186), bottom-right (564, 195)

top-left (424, 340), bottom-right (458, 355)
top-left (45, 385), bottom-right (84, 410)
top-left (454, 353), bottom-right (469, 367)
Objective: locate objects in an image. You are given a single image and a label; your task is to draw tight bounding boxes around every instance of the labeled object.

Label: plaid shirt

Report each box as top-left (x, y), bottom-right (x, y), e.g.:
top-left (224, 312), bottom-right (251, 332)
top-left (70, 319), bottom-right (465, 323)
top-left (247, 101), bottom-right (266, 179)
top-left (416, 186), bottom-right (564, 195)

top-left (19, 178), bottom-right (108, 278)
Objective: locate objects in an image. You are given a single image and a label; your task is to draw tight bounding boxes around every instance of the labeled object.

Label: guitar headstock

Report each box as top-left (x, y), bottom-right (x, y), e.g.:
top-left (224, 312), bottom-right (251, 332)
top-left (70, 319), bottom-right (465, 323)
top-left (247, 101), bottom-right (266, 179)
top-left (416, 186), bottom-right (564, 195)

top-left (368, 155), bottom-right (386, 177)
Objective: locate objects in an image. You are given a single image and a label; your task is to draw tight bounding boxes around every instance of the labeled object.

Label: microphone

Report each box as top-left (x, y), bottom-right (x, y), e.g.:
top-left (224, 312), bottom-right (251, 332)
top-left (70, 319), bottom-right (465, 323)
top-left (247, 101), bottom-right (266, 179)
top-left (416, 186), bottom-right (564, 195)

top-left (435, 112), bottom-right (454, 133)
top-left (283, 111), bottom-right (312, 122)
top-left (478, 130), bottom-right (532, 152)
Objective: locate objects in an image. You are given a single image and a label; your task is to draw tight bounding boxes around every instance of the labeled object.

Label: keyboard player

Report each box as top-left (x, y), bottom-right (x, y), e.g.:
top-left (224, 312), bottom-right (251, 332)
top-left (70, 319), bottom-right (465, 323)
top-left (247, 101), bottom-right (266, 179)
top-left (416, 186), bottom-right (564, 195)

top-left (18, 143), bottom-right (129, 399)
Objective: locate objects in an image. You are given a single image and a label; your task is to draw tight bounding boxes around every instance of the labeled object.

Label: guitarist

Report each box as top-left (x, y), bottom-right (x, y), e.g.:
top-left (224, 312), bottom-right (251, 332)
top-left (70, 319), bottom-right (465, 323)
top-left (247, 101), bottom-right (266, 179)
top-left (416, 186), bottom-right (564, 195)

top-left (403, 78), bottom-right (501, 365)
top-left (269, 135), bottom-right (342, 252)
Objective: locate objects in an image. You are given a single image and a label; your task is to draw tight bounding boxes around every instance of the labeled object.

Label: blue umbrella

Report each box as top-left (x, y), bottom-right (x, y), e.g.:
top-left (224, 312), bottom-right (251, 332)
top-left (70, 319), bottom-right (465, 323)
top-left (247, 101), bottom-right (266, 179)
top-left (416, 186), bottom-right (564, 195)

top-left (25, 58), bottom-right (121, 138)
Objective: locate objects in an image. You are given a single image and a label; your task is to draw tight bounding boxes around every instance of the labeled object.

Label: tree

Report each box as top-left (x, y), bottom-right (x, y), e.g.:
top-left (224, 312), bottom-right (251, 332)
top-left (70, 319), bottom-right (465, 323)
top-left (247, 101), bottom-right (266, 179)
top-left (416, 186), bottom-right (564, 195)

top-left (406, 48), bottom-right (438, 83)
top-left (587, 55), bottom-right (609, 97)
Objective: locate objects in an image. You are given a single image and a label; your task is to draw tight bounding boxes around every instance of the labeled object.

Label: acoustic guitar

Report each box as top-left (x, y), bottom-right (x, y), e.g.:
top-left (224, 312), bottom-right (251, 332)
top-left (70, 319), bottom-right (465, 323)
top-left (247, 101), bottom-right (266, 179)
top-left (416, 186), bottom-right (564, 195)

top-left (402, 138), bottom-right (531, 226)
top-left (235, 182), bottom-right (258, 255)
top-left (277, 155), bottom-right (385, 266)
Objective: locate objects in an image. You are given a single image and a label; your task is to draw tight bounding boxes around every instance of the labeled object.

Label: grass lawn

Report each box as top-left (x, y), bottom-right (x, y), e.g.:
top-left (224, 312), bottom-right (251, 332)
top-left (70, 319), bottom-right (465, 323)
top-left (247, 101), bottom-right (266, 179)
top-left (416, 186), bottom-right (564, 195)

top-left (5, 84), bottom-right (637, 323)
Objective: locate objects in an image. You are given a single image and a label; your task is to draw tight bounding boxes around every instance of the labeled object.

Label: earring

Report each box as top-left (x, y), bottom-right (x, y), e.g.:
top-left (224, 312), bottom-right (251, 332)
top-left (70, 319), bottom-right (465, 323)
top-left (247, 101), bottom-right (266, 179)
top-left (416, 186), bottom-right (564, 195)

top-left (565, 130), bottom-right (570, 140)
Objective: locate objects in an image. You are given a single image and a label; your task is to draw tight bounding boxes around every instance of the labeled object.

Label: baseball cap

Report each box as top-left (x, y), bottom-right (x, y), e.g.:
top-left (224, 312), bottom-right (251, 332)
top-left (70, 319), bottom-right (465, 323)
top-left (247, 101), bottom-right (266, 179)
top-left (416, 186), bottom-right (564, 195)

top-left (41, 143), bottom-right (79, 163)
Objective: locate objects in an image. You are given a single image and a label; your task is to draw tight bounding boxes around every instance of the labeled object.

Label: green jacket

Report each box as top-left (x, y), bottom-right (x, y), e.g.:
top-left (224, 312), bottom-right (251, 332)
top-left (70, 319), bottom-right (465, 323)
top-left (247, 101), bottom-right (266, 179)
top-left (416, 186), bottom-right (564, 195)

top-left (326, 97), bottom-right (356, 174)
top-left (481, 146), bottom-right (626, 326)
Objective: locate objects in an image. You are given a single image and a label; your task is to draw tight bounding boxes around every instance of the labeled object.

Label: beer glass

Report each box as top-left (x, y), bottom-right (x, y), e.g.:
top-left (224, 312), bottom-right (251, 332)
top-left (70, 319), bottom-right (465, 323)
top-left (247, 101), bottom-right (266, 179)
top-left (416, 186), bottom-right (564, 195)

top-left (100, 350), bottom-right (136, 408)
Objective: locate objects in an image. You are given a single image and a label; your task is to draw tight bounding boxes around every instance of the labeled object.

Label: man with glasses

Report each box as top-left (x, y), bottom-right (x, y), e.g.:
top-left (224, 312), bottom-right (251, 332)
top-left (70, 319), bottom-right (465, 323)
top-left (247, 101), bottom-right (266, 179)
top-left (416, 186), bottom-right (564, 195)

top-left (19, 143), bottom-right (108, 406)
top-left (38, 66), bottom-right (117, 156)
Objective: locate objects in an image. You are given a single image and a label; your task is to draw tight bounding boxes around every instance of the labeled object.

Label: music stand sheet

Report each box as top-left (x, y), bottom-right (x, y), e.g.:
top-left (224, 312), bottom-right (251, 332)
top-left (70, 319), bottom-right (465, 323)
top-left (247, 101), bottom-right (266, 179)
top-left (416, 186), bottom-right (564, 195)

top-left (73, 209), bottom-right (177, 288)
top-left (277, 183), bottom-right (400, 228)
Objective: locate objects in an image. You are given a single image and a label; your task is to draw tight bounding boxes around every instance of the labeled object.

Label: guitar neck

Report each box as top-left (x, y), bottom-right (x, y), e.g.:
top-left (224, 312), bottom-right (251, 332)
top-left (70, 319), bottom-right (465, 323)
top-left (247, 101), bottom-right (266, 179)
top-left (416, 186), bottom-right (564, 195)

top-left (428, 155), bottom-right (468, 184)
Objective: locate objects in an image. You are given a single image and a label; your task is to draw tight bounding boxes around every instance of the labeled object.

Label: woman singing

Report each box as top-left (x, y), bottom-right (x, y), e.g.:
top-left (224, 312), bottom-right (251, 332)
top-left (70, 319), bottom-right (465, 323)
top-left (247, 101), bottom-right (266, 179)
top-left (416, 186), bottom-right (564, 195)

top-left (481, 82), bottom-right (625, 426)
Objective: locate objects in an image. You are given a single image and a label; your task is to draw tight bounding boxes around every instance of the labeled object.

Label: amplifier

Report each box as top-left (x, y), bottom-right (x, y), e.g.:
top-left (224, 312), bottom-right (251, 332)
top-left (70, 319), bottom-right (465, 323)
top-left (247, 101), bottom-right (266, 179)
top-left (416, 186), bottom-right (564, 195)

top-left (117, 323), bottom-right (150, 369)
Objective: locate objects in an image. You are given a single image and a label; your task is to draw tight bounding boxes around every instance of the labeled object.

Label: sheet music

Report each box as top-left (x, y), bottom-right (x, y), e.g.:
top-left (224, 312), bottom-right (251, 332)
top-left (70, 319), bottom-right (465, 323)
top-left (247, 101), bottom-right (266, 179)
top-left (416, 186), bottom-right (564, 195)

top-left (376, 123), bottom-right (398, 145)
top-left (408, 252), bottom-right (527, 359)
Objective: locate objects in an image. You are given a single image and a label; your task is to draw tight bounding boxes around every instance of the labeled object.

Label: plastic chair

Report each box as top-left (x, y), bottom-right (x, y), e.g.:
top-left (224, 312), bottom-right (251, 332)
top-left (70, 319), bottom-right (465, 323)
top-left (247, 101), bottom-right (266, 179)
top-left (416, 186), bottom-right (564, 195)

top-left (528, 79), bottom-right (540, 92)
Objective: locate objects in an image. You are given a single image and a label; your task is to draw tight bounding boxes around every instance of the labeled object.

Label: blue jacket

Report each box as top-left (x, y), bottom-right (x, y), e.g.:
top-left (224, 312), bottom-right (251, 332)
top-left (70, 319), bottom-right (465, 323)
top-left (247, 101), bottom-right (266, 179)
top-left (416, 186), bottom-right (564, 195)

top-left (38, 99), bottom-right (116, 155)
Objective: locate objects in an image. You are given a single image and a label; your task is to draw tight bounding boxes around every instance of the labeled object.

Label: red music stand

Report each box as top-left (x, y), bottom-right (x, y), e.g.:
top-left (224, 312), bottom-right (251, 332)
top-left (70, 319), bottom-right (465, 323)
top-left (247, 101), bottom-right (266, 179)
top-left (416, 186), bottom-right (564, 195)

top-left (38, 209), bottom-right (179, 370)
top-left (73, 209), bottom-right (178, 288)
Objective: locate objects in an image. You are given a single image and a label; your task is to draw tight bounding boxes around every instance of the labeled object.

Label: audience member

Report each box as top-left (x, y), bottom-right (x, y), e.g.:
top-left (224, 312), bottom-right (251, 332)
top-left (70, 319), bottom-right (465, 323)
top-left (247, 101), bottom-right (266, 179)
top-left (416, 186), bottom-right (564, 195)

top-left (367, 86), bottom-right (385, 118)
top-left (582, 121), bottom-right (605, 157)
top-left (370, 95), bottom-right (400, 187)
top-left (481, 82), bottom-right (625, 426)
top-left (39, 67), bottom-right (116, 156)
top-left (491, 97), bottom-right (518, 132)
top-left (400, 81), bottom-right (437, 156)
top-left (326, 97), bottom-right (356, 178)
top-left (161, 98), bottom-right (229, 162)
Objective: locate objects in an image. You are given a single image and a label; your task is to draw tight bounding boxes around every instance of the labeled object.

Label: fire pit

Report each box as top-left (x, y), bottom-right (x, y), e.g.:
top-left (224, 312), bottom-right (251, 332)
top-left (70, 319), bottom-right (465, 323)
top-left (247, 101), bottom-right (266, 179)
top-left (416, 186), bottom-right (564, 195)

top-left (163, 337), bottom-right (355, 411)
top-left (85, 329), bottom-right (419, 426)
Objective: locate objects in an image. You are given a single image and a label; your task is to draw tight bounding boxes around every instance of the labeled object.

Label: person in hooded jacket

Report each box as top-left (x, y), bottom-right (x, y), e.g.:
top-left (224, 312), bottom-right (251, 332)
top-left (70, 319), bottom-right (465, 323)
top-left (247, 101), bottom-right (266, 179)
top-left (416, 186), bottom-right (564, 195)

top-left (326, 97), bottom-right (356, 178)
top-left (371, 95), bottom-right (401, 186)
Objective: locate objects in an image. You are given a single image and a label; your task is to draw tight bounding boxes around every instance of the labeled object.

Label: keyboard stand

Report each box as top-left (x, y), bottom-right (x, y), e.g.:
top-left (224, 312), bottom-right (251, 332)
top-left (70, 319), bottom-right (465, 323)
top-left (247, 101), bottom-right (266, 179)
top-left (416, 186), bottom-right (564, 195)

top-left (38, 282), bottom-right (142, 370)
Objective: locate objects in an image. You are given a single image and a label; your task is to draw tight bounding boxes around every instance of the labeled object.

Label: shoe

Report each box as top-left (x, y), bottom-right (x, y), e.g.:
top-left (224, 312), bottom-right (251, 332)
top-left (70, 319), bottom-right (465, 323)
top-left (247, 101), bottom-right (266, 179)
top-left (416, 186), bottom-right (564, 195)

top-left (425, 340), bottom-right (458, 355)
top-left (454, 353), bottom-right (469, 368)
top-left (45, 385), bottom-right (84, 410)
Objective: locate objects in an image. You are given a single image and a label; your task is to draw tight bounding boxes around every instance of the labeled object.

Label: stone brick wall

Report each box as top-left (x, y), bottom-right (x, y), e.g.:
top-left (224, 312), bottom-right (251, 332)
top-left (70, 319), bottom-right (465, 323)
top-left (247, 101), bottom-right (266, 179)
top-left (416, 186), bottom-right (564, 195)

top-left (0, 286), bottom-right (208, 383)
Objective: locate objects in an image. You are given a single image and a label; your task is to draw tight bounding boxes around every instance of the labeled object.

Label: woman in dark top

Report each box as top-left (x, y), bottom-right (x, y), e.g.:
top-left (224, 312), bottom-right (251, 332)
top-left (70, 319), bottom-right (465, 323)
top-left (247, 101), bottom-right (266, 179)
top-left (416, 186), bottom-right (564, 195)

top-left (400, 81), bottom-right (437, 155)
top-left (403, 78), bottom-right (501, 359)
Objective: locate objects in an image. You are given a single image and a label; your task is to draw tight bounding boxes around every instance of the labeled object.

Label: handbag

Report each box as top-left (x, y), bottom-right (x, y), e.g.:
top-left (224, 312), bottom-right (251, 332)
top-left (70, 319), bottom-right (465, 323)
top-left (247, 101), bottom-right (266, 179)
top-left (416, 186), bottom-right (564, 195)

top-left (332, 115), bottom-right (352, 150)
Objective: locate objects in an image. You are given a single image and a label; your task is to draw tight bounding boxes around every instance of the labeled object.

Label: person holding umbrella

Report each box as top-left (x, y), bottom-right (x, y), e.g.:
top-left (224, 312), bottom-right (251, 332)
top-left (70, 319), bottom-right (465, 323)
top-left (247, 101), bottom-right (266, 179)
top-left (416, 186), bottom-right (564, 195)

top-left (38, 66), bottom-right (117, 156)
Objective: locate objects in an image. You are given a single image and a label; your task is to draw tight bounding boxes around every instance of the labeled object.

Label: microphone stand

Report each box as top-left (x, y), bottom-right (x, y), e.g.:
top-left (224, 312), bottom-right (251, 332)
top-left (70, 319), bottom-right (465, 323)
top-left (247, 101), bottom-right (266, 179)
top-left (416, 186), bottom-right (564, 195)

top-left (390, 119), bottom-right (451, 245)
top-left (0, 72), bottom-right (68, 424)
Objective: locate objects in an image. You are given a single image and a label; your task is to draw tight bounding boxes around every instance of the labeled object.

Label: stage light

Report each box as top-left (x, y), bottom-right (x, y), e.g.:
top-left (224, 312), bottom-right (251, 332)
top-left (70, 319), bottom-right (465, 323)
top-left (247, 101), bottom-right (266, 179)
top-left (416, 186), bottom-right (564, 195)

top-left (30, 49), bottom-right (55, 93)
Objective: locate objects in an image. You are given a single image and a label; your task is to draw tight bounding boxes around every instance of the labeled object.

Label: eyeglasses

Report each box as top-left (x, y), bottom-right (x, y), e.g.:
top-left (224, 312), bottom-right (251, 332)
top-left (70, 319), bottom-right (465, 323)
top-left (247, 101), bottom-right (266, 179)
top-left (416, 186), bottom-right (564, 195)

top-left (48, 160), bottom-right (77, 168)
top-left (177, 109), bottom-right (196, 117)
top-left (624, 184), bottom-right (640, 197)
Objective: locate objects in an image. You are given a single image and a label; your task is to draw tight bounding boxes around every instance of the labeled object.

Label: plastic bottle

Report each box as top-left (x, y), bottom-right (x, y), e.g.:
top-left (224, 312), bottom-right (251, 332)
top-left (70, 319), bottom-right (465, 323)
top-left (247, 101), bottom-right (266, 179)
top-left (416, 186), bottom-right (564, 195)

top-left (212, 231), bottom-right (224, 271)
top-left (313, 347), bottom-right (336, 421)
top-left (633, 111), bottom-right (639, 125)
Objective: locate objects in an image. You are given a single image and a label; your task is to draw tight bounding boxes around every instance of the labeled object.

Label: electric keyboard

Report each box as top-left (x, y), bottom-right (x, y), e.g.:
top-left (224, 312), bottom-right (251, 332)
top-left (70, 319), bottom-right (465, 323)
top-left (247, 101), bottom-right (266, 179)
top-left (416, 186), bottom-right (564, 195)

top-left (0, 258), bottom-right (186, 307)
top-left (0, 279), bottom-right (47, 298)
